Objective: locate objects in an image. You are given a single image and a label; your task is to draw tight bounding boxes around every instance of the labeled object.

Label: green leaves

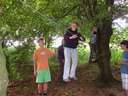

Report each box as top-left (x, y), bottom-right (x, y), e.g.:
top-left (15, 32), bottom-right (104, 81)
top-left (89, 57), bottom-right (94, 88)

top-left (111, 27), bottom-right (128, 44)
top-left (0, 0), bottom-right (127, 44)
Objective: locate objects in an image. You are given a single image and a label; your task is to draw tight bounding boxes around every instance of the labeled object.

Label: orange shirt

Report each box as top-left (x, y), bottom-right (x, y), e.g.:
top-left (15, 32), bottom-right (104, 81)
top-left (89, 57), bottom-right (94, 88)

top-left (33, 47), bottom-right (54, 70)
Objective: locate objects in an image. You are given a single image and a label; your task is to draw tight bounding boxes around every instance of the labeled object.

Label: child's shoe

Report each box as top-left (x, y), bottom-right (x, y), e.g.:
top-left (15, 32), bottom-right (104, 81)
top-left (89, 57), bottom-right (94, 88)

top-left (37, 93), bottom-right (42, 96)
top-left (42, 92), bottom-right (48, 96)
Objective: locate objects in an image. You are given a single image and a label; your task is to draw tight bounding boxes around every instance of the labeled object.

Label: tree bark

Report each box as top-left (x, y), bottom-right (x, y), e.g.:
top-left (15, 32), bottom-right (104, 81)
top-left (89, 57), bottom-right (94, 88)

top-left (94, 0), bottom-right (114, 83)
top-left (80, 0), bottom-right (114, 83)
top-left (96, 18), bottom-right (113, 83)
top-left (0, 42), bottom-right (9, 96)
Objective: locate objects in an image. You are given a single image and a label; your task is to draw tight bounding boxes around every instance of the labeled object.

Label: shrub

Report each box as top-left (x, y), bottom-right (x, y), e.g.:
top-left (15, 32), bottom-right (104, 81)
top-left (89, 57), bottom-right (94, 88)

top-left (5, 44), bottom-right (34, 80)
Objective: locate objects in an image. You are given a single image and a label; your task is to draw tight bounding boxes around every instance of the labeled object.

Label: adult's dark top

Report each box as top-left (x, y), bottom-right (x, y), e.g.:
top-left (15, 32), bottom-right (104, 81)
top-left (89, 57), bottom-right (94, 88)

top-left (64, 28), bottom-right (85, 48)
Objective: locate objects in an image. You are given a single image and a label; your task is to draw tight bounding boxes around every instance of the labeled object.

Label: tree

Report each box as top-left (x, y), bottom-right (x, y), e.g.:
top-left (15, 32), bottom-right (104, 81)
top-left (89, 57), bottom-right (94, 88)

top-left (0, 40), bottom-right (9, 96)
top-left (0, 0), bottom-right (128, 86)
top-left (76, 0), bottom-right (113, 83)
top-left (79, 0), bottom-right (128, 83)
top-left (96, 0), bottom-right (114, 82)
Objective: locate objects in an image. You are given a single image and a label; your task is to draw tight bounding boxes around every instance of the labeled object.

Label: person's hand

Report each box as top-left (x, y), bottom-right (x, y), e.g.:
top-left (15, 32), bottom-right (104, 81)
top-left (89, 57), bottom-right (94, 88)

top-left (34, 70), bottom-right (37, 76)
top-left (80, 37), bottom-right (85, 41)
top-left (69, 35), bottom-right (78, 39)
top-left (119, 60), bottom-right (123, 64)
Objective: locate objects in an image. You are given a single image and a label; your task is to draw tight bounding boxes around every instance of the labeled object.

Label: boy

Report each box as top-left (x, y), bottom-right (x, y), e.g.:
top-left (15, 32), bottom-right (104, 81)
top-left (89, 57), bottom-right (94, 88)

top-left (120, 40), bottom-right (128, 96)
top-left (33, 38), bottom-right (54, 96)
top-left (57, 39), bottom-right (65, 82)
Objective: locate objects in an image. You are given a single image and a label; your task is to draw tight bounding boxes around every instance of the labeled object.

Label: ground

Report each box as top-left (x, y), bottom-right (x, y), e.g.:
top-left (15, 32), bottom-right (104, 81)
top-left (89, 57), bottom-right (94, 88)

top-left (7, 64), bottom-right (124, 96)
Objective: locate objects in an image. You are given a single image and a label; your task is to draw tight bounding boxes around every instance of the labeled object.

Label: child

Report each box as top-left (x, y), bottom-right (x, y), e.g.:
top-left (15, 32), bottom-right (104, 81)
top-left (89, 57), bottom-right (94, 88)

top-left (89, 26), bottom-right (97, 63)
top-left (33, 38), bottom-right (54, 96)
top-left (57, 39), bottom-right (65, 82)
top-left (120, 40), bottom-right (128, 96)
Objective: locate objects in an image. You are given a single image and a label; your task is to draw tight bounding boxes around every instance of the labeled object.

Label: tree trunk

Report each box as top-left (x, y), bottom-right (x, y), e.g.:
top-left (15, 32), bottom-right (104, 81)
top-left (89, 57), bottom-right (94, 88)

top-left (0, 42), bottom-right (9, 96)
top-left (80, 0), bottom-right (114, 83)
top-left (96, 17), bottom-right (113, 83)
top-left (94, 0), bottom-right (114, 83)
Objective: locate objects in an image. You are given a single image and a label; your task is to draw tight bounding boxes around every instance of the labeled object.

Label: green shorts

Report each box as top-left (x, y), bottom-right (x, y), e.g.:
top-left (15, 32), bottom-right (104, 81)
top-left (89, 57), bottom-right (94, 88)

top-left (36, 68), bottom-right (51, 83)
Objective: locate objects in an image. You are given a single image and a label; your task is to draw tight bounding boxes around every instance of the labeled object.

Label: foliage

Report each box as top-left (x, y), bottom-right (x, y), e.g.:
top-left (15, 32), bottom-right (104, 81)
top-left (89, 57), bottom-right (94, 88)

top-left (5, 44), bottom-right (34, 80)
top-left (78, 44), bottom-right (90, 64)
top-left (0, 0), bottom-right (127, 43)
top-left (111, 27), bottom-right (128, 45)
top-left (0, 0), bottom-right (128, 83)
top-left (111, 47), bottom-right (122, 65)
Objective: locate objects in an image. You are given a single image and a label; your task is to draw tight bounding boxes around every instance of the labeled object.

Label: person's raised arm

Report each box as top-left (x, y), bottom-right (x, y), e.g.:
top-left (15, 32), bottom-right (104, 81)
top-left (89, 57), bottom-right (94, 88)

top-left (47, 48), bottom-right (56, 57)
top-left (64, 31), bottom-right (78, 40)
top-left (120, 60), bottom-right (128, 65)
top-left (69, 35), bottom-right (78, 39)
top-left (33, 51), bottom-right (37, 76)
top-left (78, 33), bottom-right (85, 42)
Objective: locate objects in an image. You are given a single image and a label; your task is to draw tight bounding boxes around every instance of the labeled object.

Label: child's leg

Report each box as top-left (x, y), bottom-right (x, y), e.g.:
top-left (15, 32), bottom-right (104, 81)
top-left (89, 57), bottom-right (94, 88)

top-left (37, 83), bottom-right (43, 94)
top-left (42, 83), bottom-right (48, 95)
top-left (121, 73), bottom-right (128, 96)
top-left (126, 91), bottom-right (128, 96)
top-left (124, 90), bottom-right (128, 96)
top-left (59, 61), bottom-right (64, 82)
top-left (125, 90), bottom-right (128, 96)
top-left (62, 62), bottom-right (64, 80)
top-left (43, 83), bottom-right (48, 92)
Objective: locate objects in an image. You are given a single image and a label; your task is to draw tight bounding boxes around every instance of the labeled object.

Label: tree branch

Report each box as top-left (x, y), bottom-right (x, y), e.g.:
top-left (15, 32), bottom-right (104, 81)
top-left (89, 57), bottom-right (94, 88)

top-left (54, 4), bottom-right (79, 19)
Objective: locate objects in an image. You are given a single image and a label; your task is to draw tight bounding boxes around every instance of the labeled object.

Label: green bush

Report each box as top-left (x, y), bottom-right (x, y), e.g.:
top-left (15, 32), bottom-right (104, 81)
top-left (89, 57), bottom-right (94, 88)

top-left (78, 44), bottom-right (90, 65)
top-left (111, 47), bottom-right (122, 65)
top-left (4, 42), bottom-right (122, 81)
top-left (49, 45), bottom-right (90, 66)
top-left (5, 44), bottom-right (34, 80)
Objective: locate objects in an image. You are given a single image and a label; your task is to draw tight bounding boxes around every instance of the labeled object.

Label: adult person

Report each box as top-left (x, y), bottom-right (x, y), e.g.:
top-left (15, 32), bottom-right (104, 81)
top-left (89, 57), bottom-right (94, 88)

top-left (63, 22), bottom-right (85, 82)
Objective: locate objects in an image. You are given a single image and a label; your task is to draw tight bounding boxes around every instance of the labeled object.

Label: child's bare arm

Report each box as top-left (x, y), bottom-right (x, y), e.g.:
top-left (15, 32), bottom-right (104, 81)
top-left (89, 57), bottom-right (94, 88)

top-left (33, 60), bottom-right (37, 76)
top-left (120, 60), bottom-right (128, 65)
top-left (33, 51), bottom-right (37, 76)
top-left (52, 50), bottom-right (56, 56)
top-left (48, 49), bottom-right (56, 57)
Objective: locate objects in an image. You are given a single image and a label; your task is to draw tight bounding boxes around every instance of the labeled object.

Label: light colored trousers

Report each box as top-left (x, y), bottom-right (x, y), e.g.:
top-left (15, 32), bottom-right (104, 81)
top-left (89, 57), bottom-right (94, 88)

top-left (63, 47), bottom-right (78, 80)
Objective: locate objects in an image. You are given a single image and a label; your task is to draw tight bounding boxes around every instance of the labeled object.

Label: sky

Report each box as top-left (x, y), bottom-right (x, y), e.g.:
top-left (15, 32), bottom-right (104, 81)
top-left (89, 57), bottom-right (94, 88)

top-left (113, 14), bottom-right (128, 29)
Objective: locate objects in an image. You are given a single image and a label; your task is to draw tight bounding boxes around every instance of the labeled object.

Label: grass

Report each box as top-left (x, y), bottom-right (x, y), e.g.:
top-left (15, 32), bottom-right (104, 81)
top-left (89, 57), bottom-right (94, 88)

top-left (111, 47), bottom-right (122, 65)
top-left (78, 45), bottom-right (122, 66)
